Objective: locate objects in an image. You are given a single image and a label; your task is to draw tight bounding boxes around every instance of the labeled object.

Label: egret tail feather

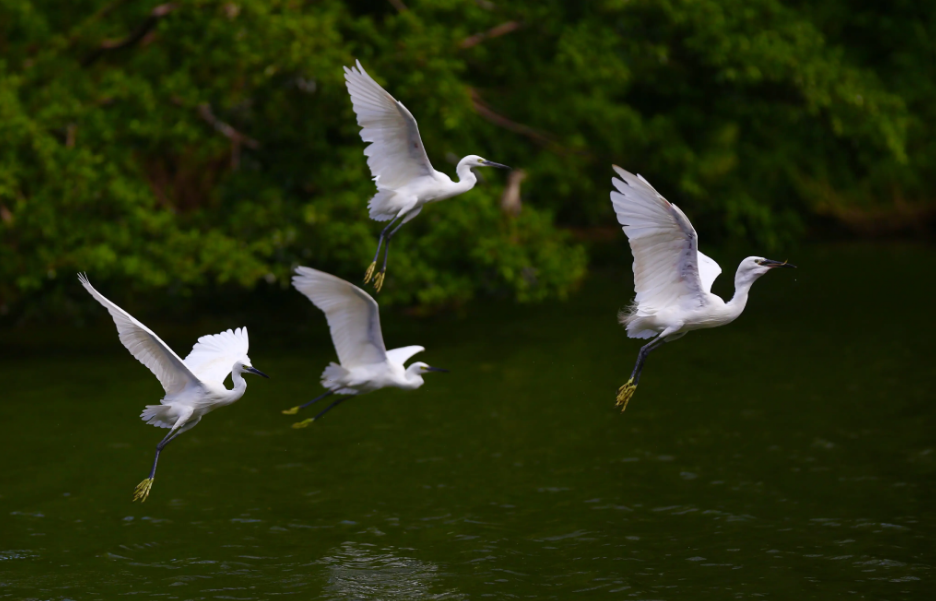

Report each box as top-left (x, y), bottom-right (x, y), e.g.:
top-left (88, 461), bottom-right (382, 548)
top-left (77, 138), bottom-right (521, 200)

top-left (321, 363), bottom-right (349, 389)
top-left (619, 303), bottom-right (657, 340)
top-left (140, 405), bottom-right (175, 429)
top-left (368, 190), bottom-right (400, 221)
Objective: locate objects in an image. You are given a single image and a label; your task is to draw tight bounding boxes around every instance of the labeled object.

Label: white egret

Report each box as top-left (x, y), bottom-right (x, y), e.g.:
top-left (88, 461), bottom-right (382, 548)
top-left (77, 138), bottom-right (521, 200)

top-left (609, 166), bottom-right (795, 411)
top-left (282, 266), bottom-right (447, 427)
top-left (344, 60), bottom-right (510, 292)
top-left (78, 274), bottom-right (269, 502)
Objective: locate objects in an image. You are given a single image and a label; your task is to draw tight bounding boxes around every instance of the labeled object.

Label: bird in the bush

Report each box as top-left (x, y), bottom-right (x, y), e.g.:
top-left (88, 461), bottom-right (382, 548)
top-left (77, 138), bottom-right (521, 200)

top-left (78, 274), bottom-right (269, 502)
top-left (609, 166), bottom-right (795, 411)
top-left (344, 60), bottom-right (509, 292)
top-left (283, 266), bottom-right (447, 427)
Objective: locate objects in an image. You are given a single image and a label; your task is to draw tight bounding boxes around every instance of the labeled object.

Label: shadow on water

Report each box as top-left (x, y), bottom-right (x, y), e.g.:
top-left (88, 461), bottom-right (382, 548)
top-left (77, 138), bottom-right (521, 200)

top-left (0, 242), bottom-right (934, 599)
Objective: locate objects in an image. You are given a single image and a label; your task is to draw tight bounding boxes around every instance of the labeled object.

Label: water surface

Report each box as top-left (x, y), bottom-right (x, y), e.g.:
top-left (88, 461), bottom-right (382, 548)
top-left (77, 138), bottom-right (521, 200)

top-left (1, 243), bottom-right (933, 599)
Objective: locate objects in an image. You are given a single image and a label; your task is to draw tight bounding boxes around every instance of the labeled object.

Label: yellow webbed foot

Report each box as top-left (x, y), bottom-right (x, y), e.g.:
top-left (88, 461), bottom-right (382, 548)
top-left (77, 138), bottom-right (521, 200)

top-left (133, 478), bottom-right (154, 503)
top-left (282, 406), bottom-right (300, 415)
top-left (364, 262), bottom-right (377, 284)
top-left (373, 271), bottom-right (385, 293)
top-left (292, 418), bottom-right (315, 429)
top-left (616, 379), bottom-right (637, 413)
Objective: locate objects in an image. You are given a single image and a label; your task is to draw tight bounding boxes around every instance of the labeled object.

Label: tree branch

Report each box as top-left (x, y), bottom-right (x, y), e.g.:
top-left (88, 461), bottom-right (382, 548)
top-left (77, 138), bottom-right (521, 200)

top-left (460, 20), bottom-right (522, 49)
top-left (469, 88), bottom-right (552, 146)
top-left (197, 103), bottom-right (259, 170)
top-left (470, 89), bottom-right (588, 157)
top-left (82, 3), bottom-right (178, 67)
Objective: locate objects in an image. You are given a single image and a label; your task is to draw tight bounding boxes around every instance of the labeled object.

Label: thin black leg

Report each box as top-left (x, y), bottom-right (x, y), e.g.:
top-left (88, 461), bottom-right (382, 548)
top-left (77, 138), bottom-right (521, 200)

top-left (372, 216), bottom-right (402, 264)
top-left (365, 216), bottom-right (403, 283)
top-left (282, 389), bottom-right (336, 415)
top-left (147, 428), bottom-right (183, 481)
top-left (373, 216), bottom-right (408, 292)
top-left (292, 396), bottom-right (350, 429)
top-left (616, 336), bottom-right (666, 411)
top-left (312, 397), bottom-right (349, 421)
top-left (134, 426), bottom-right (186, 502)
top-left (630, 337), bottom-right (666, 386)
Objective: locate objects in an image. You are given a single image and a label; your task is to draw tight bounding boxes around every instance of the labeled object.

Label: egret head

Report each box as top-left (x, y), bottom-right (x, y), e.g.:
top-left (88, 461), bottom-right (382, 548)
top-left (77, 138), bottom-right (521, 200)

top-left (739, 256), bottom-right (797, 279)
top-left (235, 360), bottom-right (270, 379)
top-left (462, 155), bottom-right (510, 170)
top-left (405, 361), bottom-right (449, 385)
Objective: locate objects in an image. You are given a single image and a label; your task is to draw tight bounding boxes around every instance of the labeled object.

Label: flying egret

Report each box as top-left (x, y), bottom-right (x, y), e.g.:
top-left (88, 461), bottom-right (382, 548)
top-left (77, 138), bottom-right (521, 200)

top-left (344, 60), bottom-right (510, 292)
top-left (78, 274), bottom-right (269, 502)
top-left (282, 266), bottom-right (447, 427)
top-left (609, 166), bottom-right (795, 411)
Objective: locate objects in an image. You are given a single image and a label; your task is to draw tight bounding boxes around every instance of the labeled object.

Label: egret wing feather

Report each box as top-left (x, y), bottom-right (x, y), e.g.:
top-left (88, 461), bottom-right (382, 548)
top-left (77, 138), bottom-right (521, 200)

top-left (610, 166), bottom-right (707, 312)
top-left (183, 328), bottom-right (250, 387)
top-left (386, 345), bottom-right (424, 367)
top-left (344, 60), bottom-right (435, 190)
top-left (292, 267), bottom-right (387, 368)
top-left (78, 274), bottom-right (199, 394)
top-left (697, 251), bottom-right (722, 293)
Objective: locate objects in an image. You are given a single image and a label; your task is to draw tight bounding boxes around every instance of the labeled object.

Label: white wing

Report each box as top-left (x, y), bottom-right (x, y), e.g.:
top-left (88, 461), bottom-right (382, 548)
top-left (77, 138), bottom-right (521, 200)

top-left (609, 166), bottom-right (710, 311)
top-left (292, 267), bottom-right (387, 368)
top-left (183, 327), bottom-right (250, 387)
top-left (697, 251), bottom-right (722, 293)
top-left (344, 60), bottom-right (435, 190)
top-left (386, 345), bottom-right (424, 367)
top-left (78, 274), bottom-right (199, 394)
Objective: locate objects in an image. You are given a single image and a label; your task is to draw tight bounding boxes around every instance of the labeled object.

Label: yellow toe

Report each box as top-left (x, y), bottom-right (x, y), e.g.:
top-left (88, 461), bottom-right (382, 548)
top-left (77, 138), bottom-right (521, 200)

top-left (292, 418), bottom-right (315, 429)
top-left (615, 379), bottom-right (637, 413)
top-left (282, 406), bottom-right (300, 415)
top-left (133, 478), bottom-right (154, 503)
top-left (373, 271), bottom-right (385, 293)
top-left (364, 262), bottom-right (377, 284)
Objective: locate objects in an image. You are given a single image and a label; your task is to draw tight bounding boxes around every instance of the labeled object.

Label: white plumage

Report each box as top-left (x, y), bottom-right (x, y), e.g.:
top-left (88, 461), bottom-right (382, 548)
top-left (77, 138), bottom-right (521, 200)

top-left (78, 274), bottom-right (268, 502)
top-left (609, 166), bottom-right (795, 410)
top-left (344, 60), bottom-right (434, 199)
top-left (292, 266), bottom-right (388, 368)
top-left (184, 328), bottom-right (251, 388)
top-left (610, 168), bottom-right (722, 327)
top-left (343, 60), bottom-right (510, 291)
top-left (283, 267), bottom-right (447, 426)
top-left (79, 273), bottom-right (197, 395)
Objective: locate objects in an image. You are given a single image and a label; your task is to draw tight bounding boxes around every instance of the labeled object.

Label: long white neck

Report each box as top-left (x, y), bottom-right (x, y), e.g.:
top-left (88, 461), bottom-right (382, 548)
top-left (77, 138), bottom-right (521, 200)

top-left (452, 158), bottom-right (479, 194)
top-left (402, 364), bottom-right (426, 390)
top-left (225, 366), bottom-right (249, 404)
top-left (726, 265), bottom-right (761, 317)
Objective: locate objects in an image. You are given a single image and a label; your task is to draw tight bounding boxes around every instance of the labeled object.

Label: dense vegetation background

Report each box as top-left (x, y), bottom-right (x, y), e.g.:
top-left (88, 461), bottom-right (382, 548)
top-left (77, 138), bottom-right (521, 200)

top-left (1, 0), bottom-right (931, 318)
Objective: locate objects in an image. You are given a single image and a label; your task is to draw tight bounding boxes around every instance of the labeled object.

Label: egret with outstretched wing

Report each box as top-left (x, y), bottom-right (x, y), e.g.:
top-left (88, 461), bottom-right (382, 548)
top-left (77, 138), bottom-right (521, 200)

top-left (282, 266), bottom-right (447, 427)
top-left (344, 60), bottom-right (510, 292)
top-left (609, 166), bottom-right (795, 411)
top-left (78, 274), bottom-right (269, 501)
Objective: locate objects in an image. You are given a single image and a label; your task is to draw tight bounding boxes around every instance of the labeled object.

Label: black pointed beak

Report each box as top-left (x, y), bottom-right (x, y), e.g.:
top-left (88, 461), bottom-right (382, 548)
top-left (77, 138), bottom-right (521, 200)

top-left (424, 366), bottom-right (449, 373)
top-left (245, 366), bottom-right (270, 379)
top-left (483, 160), bottom-right (511, 170)
top-left (763, 259), bottom-right (796, 269)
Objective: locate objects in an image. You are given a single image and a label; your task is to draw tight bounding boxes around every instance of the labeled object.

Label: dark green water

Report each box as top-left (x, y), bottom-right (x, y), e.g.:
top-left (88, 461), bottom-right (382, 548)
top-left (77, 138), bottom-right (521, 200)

top-left (1, 243), bottom-right (933, 599)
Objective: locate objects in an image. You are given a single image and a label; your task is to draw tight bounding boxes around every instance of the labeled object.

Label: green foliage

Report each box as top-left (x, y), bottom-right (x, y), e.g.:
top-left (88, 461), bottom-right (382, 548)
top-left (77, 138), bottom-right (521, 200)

top-left (0, 0), bottom-right (928, 315)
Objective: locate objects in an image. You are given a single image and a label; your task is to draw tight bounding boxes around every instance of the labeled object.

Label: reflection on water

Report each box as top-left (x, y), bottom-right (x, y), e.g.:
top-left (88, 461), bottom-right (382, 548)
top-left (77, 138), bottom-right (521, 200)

top-left (0, 244), bottom-right (933, 598)
top-left (320, 542), bottom-right (465, 600)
